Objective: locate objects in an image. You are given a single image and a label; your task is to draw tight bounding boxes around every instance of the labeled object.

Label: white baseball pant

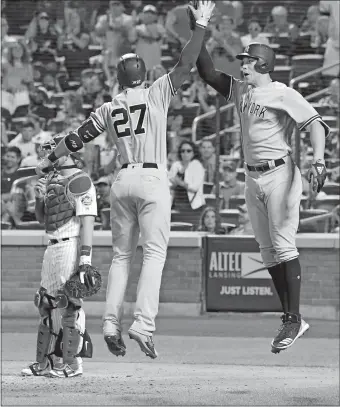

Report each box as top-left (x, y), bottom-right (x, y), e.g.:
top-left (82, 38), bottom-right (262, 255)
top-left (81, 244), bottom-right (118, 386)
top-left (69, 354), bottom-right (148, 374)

top-left (245, 157), bottom-right (302, 268)
top-left (103, 165), bottom-right (171, 334)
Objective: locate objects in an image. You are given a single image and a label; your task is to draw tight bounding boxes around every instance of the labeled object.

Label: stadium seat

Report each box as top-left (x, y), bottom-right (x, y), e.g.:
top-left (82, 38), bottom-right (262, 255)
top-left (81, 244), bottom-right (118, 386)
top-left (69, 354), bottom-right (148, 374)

top-left (204, 194), bottom-right (217, 208)
top-left (229, 196), bottom-right (246, 210)
top-left (322, 183), bottom-right (340, 196)
top-left (290, 55), bottom-right (324, 79)
top-left (181, 103), bottom-right (200, 129)
top-left (275, 54), bottom-right (289, 66)
top-left (88, 45), bottom-right (103, 58)
top-left (219, 209), bottom-right (240, 226)
top-left (236, 169), bottom-right (245, 182)
top-left (271, 66), bottom-right (291, 86)
top-left (312, 195), bottom-right (340, 212)
top-left (50, 93), bottom-right (65, 108)
top-left (203, 182), bottom-right (214, 194)
top-left (100, 208), bottom-right (111, 230)
top-left (161, 56), bottom-right (175, 71)
top-left (1, 221), bottom-right (12, 230)
top-left (221, 222), bottom-right (237, 232)
top-left (16, 221), bottom-right (45, 230)
top-left (170, 222), bottom-right (194, 231)
top-left (299, 209), bottom-right (330, 233)
top-left (311, 104), bottom-right (334, 117)
top-left (94, 222), bottom-right (102, 230)
top-left (322, 116), bottom-right (338, 128)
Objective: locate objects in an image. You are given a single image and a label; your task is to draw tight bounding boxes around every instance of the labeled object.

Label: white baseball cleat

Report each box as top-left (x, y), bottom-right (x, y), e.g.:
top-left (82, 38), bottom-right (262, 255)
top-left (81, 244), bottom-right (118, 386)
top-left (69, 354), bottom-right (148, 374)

top-left (48, 358), bottom-right (83, 378)
top-left (21, 362), bottom-right (52, 377)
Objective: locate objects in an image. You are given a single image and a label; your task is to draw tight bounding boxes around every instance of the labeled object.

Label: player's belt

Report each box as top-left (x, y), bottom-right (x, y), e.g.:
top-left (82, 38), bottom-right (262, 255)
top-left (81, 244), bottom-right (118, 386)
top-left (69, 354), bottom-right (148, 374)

top-left (49, 238), bottom-right (70, 245)
top-left (121, 163), bottom-right (158, 169)
top-left (246, 158), bottom-right (285, 172)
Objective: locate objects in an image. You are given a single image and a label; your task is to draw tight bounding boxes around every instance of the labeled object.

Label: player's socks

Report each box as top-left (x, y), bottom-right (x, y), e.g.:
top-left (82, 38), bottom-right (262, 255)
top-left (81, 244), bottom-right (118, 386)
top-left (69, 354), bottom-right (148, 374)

top-left (281, 258), bottom-right (301, 315)
top-left (268, 264), bottom-right (288, 313)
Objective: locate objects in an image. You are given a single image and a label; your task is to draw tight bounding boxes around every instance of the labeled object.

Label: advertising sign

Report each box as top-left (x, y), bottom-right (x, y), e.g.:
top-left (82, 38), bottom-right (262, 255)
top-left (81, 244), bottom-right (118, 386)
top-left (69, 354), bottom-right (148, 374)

top-left (204, 236), bottom-right (282, 312)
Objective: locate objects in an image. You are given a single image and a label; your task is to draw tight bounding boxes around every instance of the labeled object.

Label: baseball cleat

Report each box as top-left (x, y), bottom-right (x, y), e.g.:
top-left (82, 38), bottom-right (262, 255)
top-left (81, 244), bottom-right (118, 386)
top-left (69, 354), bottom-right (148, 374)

top-left (48, 363), bottom-right (83, 378)
top-left (128, 328), bottom-right (158, 359)
top-left (21, 362), bottom-right (52, 377)
top-left (104, 334), bottom-right (126, 357)
top-left (271, 312), bottom-right (310, 354)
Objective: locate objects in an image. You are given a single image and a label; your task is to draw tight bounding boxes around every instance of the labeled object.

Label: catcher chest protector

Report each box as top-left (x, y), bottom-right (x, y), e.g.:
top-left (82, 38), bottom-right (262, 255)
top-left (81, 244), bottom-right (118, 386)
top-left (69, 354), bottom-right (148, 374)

top-left (117, 53), bottom-right (146, 88)
top-left (236, 43), bottom-right (276, 74)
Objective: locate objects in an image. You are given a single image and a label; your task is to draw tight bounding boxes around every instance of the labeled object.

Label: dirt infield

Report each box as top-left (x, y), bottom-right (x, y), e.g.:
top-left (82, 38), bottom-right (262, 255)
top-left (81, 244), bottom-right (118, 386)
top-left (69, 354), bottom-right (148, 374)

top-left (1, 316), bottom-right (339, 406)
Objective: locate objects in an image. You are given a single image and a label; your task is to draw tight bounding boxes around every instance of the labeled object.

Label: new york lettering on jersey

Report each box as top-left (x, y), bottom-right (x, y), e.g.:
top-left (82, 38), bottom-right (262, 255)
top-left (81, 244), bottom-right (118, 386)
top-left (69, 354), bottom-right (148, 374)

top-left (90, 74), bottom-right (175, 166)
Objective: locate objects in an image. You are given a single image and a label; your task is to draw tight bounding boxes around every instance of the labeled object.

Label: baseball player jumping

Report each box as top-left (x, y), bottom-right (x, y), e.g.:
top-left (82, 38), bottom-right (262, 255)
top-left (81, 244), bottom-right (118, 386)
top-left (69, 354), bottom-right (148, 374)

top-left (36, 1), bottom-right (216, 359)
top-left (22, 136), bottom-right (98, 377)
top-left (194, 37), bottom-right (329, 353)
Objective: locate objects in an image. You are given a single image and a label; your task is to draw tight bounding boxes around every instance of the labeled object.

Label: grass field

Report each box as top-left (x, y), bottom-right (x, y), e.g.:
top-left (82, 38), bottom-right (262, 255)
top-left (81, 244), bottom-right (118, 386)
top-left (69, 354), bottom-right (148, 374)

top-left (1, 315), bottom-right (339, 406)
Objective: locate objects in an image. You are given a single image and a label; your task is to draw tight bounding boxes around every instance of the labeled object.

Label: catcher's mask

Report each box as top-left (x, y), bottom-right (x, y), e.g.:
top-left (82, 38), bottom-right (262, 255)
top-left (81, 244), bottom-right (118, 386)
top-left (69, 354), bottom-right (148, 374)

top-left (236, 43), bottom-right (276, 74)
top-left (40, 135), bottom-right (85, 171)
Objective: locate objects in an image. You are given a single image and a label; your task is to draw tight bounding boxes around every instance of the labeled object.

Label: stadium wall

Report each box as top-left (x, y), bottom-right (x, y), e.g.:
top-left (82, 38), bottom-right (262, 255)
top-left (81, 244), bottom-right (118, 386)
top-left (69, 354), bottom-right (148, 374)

top-left (1, 231), bottom-right (339, 320)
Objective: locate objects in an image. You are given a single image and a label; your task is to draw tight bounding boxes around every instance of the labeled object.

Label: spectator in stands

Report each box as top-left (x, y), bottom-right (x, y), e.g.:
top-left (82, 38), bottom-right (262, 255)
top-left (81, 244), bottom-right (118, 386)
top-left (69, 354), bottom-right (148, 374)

top-left (77, 69), bottom-right (96, 104)
top-left (232, 1), bottom-right (248, 36)
top-left (188, 78), bottom-right (215, 114)
top-left (57, 7), bottom-right (91, 80)
top-left (1, 16), bottom-right (13, 62)
top-left (130, 5), bottom-right (166, 73)
top-left (167, 113), bottom-right (186, 170)
top-left (264, 6), bottom-right (299, 41)
top-left (241, 18), bottom-right (270, 48)
top-left (1, 119), bottom-right (9, 147)
top-left (55, 91), bottom-right (85, 124)
top-left (148, 64), bottom-right (167, 84)
top-left (206, 15), bottom-right (243, 79)
top-left (319, 0), bottom-right (340, 80)
top-left (318, 78), bottom-right (340, 113)
top-left (197, 206), bottom-right (226, 234)
top-left (94, 176), bottom-right (111, 227)
top-left (25, 11), bottom-right (58, 62)
top-left (1, 40), bottom-right (33, 117)
top-left (212, 160), bottom-right (245, 210)
top-left (94, 0), bottom-right (134, 68)
top-left (165, 3), bottom-right (192, 57)
top-left (8, 121), bottom-right (37, 159)
top-left (300, 5), bottom-right (320, 35)
top-left (1, 146), bottom-right (22, 203)
top-left (200, 138), bottom-right (216, 183)
top-left (228, 204), bottom-right (254, 235)
top-left (29, 114), bottom-right (53, 144)
top-left (20, 138), bottom-right (48, 167)
top-left (169, 141), bottom-right (206, 225)
top-left (311, 15), bottom-right (329, 51)
top-left (30, 86), bottom-right (56, 122)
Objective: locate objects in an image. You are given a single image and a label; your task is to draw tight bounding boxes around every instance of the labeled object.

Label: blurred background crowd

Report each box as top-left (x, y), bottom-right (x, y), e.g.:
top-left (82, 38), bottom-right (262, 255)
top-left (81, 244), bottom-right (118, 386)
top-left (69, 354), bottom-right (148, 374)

top-left (1, 0), bottom-right (339, 235)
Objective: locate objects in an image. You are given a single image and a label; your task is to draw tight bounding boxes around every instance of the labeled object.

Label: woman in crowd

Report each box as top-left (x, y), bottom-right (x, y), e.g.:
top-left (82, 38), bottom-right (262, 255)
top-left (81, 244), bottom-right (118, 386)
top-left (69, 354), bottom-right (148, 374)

top-left (1, 40), bottom-right (33, 117)
top-left (197, 206), bottom-right (226, 234)
top-left (25, 11), bottom-right (58, 62)
top-left (241, 18), bottom-right (270, 48)
top-left (169, 141), bottom-right (206, 228)
top-left (57, 7), bottom-right (91, 81)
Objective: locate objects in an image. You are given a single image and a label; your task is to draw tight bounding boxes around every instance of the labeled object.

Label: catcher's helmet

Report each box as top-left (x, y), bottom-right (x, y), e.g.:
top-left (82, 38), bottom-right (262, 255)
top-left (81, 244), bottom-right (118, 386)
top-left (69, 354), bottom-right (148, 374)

top-left (236, 43), bottom-right (276, 74)
top-left (40, 135), bottom-right (84, 169)
top-left (117, 53), bottom-right (146, 88)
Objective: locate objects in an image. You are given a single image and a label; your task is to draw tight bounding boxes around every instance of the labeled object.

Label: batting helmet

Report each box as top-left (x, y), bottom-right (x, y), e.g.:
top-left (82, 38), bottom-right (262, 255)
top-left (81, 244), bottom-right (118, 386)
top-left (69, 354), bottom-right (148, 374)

top-left (117, 53), bottom-right (146, 88)
top-left (236, 43), bottom-right (276, 74)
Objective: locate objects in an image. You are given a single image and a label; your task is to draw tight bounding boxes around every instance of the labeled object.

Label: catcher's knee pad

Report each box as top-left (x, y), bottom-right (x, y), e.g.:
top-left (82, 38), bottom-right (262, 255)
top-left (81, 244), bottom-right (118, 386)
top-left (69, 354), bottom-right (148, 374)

top-left (55, 287), bottom-right (82, 310)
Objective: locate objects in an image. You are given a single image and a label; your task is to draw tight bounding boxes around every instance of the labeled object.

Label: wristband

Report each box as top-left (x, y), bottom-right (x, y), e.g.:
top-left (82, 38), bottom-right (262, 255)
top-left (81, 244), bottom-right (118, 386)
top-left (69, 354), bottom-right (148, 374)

top-left (196, 19), bottom-right (209, 28)
top-left (48, 151), bottom-right (58, 163)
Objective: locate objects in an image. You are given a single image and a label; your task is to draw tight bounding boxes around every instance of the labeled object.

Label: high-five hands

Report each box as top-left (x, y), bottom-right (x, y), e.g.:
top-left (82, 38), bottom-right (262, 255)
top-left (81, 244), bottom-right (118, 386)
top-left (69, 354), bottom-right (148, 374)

top-left (187, 1), bottom-right (215, 29)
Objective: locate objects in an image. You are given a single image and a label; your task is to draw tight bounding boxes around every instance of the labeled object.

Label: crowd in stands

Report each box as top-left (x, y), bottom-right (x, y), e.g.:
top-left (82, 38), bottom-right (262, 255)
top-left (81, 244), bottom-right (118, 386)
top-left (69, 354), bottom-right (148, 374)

top-left (1, 0), bottom-right (339, 234)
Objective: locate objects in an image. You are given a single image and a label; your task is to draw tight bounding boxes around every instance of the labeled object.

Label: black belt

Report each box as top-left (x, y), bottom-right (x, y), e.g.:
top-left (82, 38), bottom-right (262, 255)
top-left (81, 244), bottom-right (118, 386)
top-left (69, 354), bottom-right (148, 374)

top-left (49, 238), bottom-right (70, 245)
top-left (247, 158), bottom-right (285, 172)
top-left (122, 163), bottom-right (158, 169)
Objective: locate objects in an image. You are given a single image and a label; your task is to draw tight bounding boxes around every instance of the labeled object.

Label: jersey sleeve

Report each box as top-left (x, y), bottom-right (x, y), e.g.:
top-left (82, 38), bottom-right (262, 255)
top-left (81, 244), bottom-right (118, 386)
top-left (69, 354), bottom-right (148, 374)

top-left (148, 74), bottom-right (176, 114)
top-left (90, 103), bottom-right (111, 133)
top-left (278, 87), bottom-right (330, 136)
top-left (72, 184), bottom-right (98, 217)
top-left (229, 78), bottom-right (247, 103)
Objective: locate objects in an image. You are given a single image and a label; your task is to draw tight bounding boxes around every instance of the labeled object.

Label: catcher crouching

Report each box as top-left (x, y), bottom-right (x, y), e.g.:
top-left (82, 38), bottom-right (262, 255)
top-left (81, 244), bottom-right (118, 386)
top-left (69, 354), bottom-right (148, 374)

top-left (21, 136), bottom-right (101, 378)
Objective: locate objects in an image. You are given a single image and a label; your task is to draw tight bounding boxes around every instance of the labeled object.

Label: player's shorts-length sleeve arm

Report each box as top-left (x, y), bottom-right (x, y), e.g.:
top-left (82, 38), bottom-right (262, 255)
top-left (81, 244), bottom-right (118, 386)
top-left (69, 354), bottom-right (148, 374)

top-left (280, 88), bottom-right (330, 137)
top-left (73, 185), bottom-right (98, 217)
top-left (90, 103), bottom-right (111, 133)
top-left (148, 74), bottom-right (176, 114)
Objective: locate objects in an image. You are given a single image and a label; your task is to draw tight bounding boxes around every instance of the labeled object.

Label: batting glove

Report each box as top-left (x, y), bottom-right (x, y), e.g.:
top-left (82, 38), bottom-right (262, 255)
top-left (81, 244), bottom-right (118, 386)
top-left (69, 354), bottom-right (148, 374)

top-left (188, 0), bottom-right (215, 28)
top-left (35, 157), bottom-right (52, 176)
top-left (307, 159), bottom-right (327, 193)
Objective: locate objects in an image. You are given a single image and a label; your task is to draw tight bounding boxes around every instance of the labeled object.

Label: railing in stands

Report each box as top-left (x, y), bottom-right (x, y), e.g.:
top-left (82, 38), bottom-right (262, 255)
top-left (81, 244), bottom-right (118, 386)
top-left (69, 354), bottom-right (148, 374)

top-left (191, 102), bottom-right (235, 143)
top-left (289, 61), bottom-right (340, 88)
top-left (305, 87), bottom-right (330, 101)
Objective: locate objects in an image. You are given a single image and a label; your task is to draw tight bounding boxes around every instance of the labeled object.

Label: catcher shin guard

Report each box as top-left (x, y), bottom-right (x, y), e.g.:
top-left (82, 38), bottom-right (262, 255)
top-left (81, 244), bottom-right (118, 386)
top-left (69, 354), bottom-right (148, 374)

top-left (61, 304), bottom-right (84, 365)
top-left (34, 287), bottom-right (62, 368)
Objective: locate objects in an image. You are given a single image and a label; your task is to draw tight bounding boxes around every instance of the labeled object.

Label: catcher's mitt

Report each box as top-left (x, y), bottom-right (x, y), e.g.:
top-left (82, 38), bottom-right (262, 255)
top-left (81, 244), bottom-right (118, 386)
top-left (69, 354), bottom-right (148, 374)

top-left (64, 264), bottom-right (102, 299)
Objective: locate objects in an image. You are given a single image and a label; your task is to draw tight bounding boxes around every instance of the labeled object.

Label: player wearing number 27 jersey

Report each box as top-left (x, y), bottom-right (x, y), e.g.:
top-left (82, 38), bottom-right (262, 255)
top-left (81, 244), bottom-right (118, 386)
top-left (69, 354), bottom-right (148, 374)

top-left (36, 1), bottom-right (216, 360)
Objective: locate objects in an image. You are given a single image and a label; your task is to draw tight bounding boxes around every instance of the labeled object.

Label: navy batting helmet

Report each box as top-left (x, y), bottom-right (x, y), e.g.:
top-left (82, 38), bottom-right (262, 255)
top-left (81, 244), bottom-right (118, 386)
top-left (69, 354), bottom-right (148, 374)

top-left (117, 53), bottom-right (146, 88)
top-left (236, 43), bottom-right (276, 74)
